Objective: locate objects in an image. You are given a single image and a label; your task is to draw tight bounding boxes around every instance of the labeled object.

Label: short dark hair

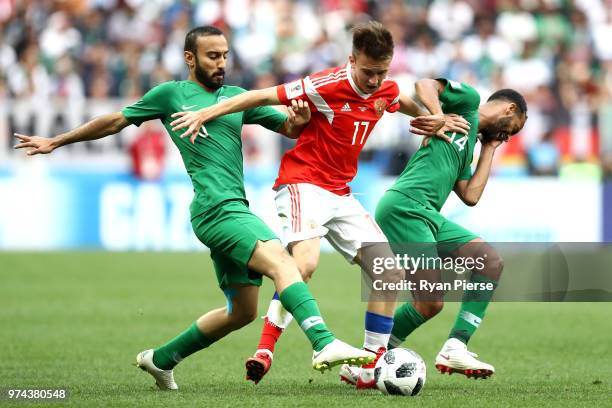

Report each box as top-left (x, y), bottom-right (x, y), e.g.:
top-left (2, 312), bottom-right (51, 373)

top-left (184, 26), bottom-right (224, 53)
top-left (487, 89), bottom-right (528, 115)
top-left (352, 21), bottom-right (394, 60)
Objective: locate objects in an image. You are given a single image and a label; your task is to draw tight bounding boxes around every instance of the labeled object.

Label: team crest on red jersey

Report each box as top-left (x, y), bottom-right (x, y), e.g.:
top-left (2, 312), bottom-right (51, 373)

top-left (374, 98), bottom-right (388, 117)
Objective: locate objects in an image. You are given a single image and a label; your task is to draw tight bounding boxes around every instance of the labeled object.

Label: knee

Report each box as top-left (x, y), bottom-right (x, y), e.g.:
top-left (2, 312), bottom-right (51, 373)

top-left (383, 267), bottom-right (405, 285)
top-left (297, 258), bottom-right (317, 282)
top-left (227, 307), bottom-right (258, 330)
top-left (267, 250), bottom-right (299, 280)
top-left (485, 252), bottom-right (504, 276)
top-left (416, 301), bottom-right (444, 319)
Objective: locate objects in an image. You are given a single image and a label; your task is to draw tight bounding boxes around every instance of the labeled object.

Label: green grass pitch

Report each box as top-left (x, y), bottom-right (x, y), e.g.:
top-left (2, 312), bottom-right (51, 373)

top-left (2, 252), bottom-right (611, 407)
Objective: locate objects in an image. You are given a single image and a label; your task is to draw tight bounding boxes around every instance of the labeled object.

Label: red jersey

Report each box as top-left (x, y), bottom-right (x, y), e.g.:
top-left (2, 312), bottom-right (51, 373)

top-left (274, 63), bottom-right (400, 194)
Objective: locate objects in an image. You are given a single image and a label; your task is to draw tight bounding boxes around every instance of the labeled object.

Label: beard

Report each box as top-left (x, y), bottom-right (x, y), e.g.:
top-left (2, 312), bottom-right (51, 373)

top-left (480, 116), bottom-right (512, 142)
top-left (194, 56), bottom-right (224, 90)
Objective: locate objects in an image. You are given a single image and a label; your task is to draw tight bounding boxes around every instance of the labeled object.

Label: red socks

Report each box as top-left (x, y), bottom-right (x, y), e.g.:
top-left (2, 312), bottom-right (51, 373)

top-left (257, 317), bottom-right (284, 353)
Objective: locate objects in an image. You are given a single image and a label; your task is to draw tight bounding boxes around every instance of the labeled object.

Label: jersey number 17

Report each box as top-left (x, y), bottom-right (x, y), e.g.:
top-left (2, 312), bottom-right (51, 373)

top-left (351, 121), bottom-right (370, 145)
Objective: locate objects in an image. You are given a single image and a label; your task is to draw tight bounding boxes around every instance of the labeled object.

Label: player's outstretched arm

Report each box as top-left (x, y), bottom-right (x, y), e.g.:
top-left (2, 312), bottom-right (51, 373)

top-left (415, 78), bottom-right (445, 115)
top-left (14, 112), bottom-right (130, 156)
top-left (171, 87), bottom-right (280, 144)
top-left (453, 139), bottom-right (503, 206)
top-left (398, 92), bottom-right (430, 117)
top-left (398, 92), bottom-right (446, 139)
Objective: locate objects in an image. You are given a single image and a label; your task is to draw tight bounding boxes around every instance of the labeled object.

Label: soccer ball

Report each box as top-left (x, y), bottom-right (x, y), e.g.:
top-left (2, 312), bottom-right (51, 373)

top-left (374, 348), bottom-right (426, 396)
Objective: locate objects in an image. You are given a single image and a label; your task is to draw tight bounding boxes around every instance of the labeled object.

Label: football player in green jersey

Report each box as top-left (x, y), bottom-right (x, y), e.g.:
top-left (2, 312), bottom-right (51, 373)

top-left (13, 26), bottom-right (376, 390)
top-left (373, 79), bottom-right (527, 380)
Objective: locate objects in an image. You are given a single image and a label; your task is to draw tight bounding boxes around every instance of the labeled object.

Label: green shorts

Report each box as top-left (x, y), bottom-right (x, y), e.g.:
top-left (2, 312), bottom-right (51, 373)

top-left (375, 190), bottom-right (477, 257)
top-left (192, 199), bottom-right (278, 289)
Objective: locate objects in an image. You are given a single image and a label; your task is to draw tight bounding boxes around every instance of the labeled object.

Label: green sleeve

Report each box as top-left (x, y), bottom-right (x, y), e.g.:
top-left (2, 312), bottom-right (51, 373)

top-left (437, 78), bottom-right (481, 115)
top-left (458, 163), bottom-right (472, 180)
top-left (122, 81), bottom-right (176, 127)
top-left (243, 105), bottom-right (288, 132)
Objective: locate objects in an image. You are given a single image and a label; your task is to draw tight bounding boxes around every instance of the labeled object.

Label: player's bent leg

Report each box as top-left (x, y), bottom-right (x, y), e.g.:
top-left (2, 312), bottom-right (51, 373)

top-left (437, 238), bottom-right (500, 379)
top-left (373, 190), bottom-right (444, 351)
top-left (353, 244), bottom-right (403, 389)
top-left (197, 284), bottom-right (259, 338)
top-left (413, 300), bottom-right (445, 319)
top-left (248, 238), bottom-right (322, 384)
top-left (389, 268), bottom-right (444, 349)
top-left (137, 285), bottom-right (259, 390)
top-left (137, 321), bottom-right (219, 390)
top-left (248, 239), bottom-right (302, 291)
top-left (289, 237), bottom-right (321, 281)
top-left (323, 195), bottom-right (403, 387)
top-left (249, 240), bottom-right (375, 372)
top-left (259, 238), bottom-right (322, 353)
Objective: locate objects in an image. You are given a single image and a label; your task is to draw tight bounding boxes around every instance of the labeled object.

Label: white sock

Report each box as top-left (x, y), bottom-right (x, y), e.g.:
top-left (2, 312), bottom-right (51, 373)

top-left (265, 299), bottom-right (294, 329)
top-left (363, 330), bottom-right (390, 352)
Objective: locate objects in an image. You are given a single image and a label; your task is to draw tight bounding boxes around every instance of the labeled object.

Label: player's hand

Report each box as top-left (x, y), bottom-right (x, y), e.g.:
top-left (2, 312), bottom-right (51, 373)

top-left (431, 114), bottom-right (471, 142)
top-left (409, 114), bottom-right (449, 142)
top-left (482, 136), bottom-right (506, 149)
top-left (171, 108), bottom-right (214, 144)
top-left (441, 114), bottom-right (470, 135)
top-left (480, 131), bottom-right (509, 149)
top-left (13, 133), bottom-right (56, 155)
top-left (287, 99), bottom-right (310, 128)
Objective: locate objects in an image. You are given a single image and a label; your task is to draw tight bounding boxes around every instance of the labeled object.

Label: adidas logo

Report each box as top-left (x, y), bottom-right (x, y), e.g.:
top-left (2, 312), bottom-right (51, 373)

top-left (341, 103), bottom-right (352, 112)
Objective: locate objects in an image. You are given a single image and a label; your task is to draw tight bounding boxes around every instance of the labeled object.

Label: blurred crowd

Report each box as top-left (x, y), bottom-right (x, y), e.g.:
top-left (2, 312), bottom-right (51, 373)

top-left (1, 0), bottom-right (612, 178)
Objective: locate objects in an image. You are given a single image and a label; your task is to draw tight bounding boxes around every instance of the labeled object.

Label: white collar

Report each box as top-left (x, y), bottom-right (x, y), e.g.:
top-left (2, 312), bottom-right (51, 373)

top-left (346, 61), bottom-right (372, 100)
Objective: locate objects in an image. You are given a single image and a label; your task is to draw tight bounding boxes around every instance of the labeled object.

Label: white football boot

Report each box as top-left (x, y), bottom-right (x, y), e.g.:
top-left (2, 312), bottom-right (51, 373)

top-left (339, 364), bottom-right (360, 385)
top-left (136, 349), bottom-right (179, 390)
top-left (312, 339), bottom-right (375, 372)
top-left (435, 338), bottom-right (495, 379)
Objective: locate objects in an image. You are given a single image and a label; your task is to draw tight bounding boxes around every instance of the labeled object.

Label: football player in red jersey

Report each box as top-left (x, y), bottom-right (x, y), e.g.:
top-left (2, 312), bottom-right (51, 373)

top-left (171, 21), bottom-right (469, 387)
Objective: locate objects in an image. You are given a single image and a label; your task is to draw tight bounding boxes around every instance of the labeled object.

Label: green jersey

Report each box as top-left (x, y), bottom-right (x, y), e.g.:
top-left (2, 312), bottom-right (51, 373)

top-left (122, 80), bottom-right (287, 218)
top-left (389, 79), bottom-right (480, 211)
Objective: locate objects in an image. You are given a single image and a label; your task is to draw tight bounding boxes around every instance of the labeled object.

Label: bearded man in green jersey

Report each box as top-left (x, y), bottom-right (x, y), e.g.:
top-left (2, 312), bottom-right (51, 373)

top-left (372, 79), bottom-right (527, 380)
top-left (13, 26), bottom-right (376, 390)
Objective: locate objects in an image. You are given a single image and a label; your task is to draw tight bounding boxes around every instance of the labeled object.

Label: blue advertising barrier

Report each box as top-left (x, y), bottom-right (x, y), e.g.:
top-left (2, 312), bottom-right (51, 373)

top-left (0, 164), bottom-right (604, 249)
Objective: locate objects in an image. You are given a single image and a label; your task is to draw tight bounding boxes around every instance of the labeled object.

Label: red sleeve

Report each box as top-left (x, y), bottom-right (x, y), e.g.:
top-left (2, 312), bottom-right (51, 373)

top-left (277, 78), bottom-right (307, 105)
top-left (385, 81), bottom-right (401, 113)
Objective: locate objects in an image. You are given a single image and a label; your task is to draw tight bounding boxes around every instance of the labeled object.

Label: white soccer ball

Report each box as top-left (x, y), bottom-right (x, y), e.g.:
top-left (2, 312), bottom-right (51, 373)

top-left (374, 347), bottom-right (426, 396)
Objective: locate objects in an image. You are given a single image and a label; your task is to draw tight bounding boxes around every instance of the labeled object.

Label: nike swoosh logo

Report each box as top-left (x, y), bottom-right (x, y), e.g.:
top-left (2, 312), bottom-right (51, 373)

top-left (440, 354), bottom-right (450, 360)
top-left (198, 125), bottom-right (209, 138)
top-left (313, 349), bottom-right (324, 359)
top-left (182, 105), bottom-right (197, 110)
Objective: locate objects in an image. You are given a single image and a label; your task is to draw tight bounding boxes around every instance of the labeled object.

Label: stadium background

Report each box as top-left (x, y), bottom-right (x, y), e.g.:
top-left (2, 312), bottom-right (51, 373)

top-left (2, 2), bottom-right (612, 406)
top-left (0, 0), bottom-right (611, 247)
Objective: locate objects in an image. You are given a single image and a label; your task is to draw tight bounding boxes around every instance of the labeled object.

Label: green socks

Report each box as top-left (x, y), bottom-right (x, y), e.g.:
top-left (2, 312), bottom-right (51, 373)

top-left (151, 282), bottom-right (334, 369)
top-left (389, 274), bottom-right (498, 348)
top-left (153, 323), bottom-right (217, 370)
top-left (389, 303), bottom-right (426, 348)
top-left (279, 282), bottom-right (335, 352)
top-left (449, 274), bottom-right (498, 344)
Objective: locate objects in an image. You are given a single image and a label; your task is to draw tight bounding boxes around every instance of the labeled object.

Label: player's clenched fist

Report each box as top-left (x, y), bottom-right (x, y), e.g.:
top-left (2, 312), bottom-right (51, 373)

top-left (287, 99), bottom-right (311, 128)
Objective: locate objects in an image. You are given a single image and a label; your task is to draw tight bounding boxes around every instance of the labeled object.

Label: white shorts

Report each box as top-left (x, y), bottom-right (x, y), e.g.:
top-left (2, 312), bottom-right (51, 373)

top-left (275, 183), bottom-right (388, 263)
